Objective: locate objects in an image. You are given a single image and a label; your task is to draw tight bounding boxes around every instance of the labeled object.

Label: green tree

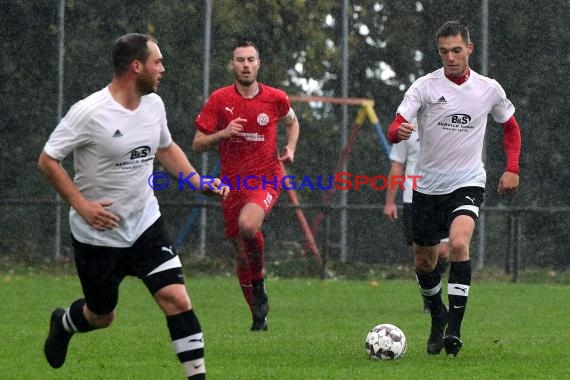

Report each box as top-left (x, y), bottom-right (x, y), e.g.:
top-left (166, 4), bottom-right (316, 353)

top-left (2, 0), bottom-right (568, 265)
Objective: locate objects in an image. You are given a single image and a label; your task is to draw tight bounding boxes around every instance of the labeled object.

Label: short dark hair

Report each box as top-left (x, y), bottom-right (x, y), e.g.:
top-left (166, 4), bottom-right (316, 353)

top-left (436, 21), bottom-right (470, 44)
top-left (112, 33), bottom-right (157, 75)
top-left (232, 35), bottom-right (260, 56)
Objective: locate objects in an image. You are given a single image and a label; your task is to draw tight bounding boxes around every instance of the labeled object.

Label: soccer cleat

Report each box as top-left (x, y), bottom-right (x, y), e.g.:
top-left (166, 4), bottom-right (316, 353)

top-left (250, 317), bottom-right (268, 331)
top-left (44, 308), bottom-right (73, 368)
top-left (427, 306), bottom-right (448, 355)
top-left (251, 280), bottom-right (269, 332)
top-left (444, 335), bottom-right (463, 356)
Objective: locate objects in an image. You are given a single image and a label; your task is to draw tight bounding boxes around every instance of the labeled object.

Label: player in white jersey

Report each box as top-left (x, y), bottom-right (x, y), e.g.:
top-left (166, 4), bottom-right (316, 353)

top-left (38, 33), bottom-right (227, 379)
top-left (383, 126), bottom-right (449, 313)
top-left (387, 21), bottom-right (521, 357)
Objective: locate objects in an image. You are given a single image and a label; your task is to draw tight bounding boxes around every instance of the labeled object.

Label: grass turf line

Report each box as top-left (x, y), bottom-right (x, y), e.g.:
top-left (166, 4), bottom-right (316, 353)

top-left (1, 275), bottom-right (569, 379)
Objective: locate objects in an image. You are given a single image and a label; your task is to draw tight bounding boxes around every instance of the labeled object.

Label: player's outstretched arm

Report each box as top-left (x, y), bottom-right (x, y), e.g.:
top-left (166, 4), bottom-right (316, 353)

top-left (156, 142), bottom-right (228, 198)
top-left (202, 177), bottom-right (230, 198)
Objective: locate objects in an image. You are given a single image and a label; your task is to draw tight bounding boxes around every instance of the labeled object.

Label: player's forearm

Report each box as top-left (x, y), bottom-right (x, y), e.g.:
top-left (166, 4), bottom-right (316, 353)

top-left (191, 131), bottom-right (223, 152)
top-left (385, 188), bottom-right (398, 205)
top-left (37, 151), bottom-right (86, 210)
top-left (385, 165), bottom-right (402, 204)
top-left (285, 120), bottom-right (300, 152)
top-left (501, 116), bottom-right (521, 174)
top-left (157, 143), bottom-right (202, 188)
top-left (387, 114), bottom-right (408, 143)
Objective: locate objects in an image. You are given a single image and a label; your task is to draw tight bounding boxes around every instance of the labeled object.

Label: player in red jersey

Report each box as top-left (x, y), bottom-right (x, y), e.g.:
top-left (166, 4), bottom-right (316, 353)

top-left (192, 36), bottom-right (300, 331)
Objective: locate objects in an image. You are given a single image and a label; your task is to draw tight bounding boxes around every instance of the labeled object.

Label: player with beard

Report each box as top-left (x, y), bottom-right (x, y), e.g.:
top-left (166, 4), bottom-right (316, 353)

top-left (192, 36), bottom-right (300, 331)
top-left (39, 33), bottom-right (228, 379)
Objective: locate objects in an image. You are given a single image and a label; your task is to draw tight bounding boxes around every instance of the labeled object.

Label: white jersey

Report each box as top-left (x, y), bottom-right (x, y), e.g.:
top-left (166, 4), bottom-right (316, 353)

top-left (43, 86), bottom-right (173, 247)
top-left (389, 128), bottom-right (419, 203)
top-left (397, 68), bottom-right (515, 195)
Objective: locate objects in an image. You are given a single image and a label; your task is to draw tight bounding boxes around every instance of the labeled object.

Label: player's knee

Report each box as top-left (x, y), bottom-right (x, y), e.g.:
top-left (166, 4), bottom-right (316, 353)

top-left (250, 250), bottom-right (261, 262)
top-left (87, 311), bottom-right (115, 329)
top-left (415, 260), bottom-right (436, 274)
top-left (238, 221), bottom-right (258, 239)
top-left (236, 254), bottom-right (248, 268)
top-left (414, 245), bottom-right (437, 274)
top-left (448, 238), bottom-right (469, 257)
top-left (414, 254), bottom-right (437, 273)
top-left (156, 287), bottom-right (192, 314)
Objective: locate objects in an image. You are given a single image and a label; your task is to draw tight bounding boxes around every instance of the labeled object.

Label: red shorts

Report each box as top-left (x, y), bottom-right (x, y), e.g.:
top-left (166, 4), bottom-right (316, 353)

top-left (222, 188), bottom-right (280, 238)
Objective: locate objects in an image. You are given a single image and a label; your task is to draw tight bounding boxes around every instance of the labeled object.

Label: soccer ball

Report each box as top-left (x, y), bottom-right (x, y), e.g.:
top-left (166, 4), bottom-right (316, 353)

top-left (365, 323), bottom-right (407, 360)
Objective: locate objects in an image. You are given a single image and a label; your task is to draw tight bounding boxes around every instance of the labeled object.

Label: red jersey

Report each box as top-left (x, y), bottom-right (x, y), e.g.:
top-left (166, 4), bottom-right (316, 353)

top-left (195, 83), bottom-right (290, 190)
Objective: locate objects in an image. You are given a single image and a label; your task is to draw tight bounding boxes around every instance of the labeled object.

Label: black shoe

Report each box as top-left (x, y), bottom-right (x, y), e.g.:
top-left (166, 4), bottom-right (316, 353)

top-left (427, 306), bottom-right (448, 355)
top-left (444, 335), bottom-right (463, 356)
top-left (44, 308), bottom-right (73, 368)
top-left (250, 317), bottom-right (268, 331)
top-left (251, 280), bottom-right (269, 331)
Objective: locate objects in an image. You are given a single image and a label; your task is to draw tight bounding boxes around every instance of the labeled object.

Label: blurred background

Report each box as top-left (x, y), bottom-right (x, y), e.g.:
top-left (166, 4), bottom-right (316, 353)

top-left (1, 0), bottom-right (568, 279)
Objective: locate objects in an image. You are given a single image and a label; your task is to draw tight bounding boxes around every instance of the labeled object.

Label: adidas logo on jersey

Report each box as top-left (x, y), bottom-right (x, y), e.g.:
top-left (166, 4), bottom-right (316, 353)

top-left (113, 129), bottom-right (123, 137)
top-left (437, 96), bottom-right (447, 103)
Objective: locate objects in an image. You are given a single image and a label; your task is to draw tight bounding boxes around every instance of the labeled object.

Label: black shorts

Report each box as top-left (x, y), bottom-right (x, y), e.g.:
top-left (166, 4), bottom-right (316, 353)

top-left (412, 186), bottom-right (484, 247)
top-left (71, 217), bottom-right (185, 314)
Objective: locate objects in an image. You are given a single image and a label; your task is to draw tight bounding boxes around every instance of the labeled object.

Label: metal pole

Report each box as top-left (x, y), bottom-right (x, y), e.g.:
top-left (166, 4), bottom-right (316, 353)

top-left (513, 215), bottom-right (521, 283)
top-left (477, 0), bottom-right (488, 270)
top-left (340, 0), bottom-right (349, 262)
top-left (54, 0), bottom-right (65, 258)
top-left (198, 0), bottom-right (212, 257)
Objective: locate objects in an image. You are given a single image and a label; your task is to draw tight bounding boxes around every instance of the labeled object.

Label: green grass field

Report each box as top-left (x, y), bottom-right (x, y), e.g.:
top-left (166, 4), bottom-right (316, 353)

top-left (1, 274), bottom-right (568, 379)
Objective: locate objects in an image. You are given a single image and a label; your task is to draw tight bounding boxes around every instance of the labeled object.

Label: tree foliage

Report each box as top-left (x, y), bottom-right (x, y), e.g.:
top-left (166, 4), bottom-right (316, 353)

top-left (1, 0), bottom-right (568, 264)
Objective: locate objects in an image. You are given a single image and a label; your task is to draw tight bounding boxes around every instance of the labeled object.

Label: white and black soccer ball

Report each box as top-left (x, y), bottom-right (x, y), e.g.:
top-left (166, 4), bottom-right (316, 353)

top-left (365, 323), bottom-right (407, 360)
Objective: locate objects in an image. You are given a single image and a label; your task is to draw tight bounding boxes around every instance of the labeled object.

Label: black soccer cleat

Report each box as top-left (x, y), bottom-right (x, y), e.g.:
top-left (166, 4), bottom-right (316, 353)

top-left (250, 317), bottom-right (269, 332)
top-left (427, 306), bottom-right (448, 355)
top-left (444, 335), bottom-right (463, 356)
top-left (251, 280), bottom-right (269, 332)
top-left (44, 308), bottom-right (73, 368)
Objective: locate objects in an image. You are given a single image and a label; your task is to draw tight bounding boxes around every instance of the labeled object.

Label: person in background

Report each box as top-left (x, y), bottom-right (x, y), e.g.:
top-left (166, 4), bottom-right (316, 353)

top-left (383, 125), bottom-right (449, 313)
top-left (192, 36), bottom-right (300, 332)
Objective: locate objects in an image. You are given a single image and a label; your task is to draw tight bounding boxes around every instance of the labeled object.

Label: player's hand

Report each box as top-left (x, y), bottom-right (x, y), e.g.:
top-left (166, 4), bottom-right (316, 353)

top-left (278, 146), bottom-right (295, 164)
top-left (497, 171), bottom-right (519, 196)
top-left (221, 117), bottom-right (246, 139)
top-left (398, 123), bottom-right (415, 141)
top-left (201, 177), bottom-right (230, 199)
top-left (76, 199), bottom-right (120, 231)
top-left (383, 202), bottom-right (398, 222)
